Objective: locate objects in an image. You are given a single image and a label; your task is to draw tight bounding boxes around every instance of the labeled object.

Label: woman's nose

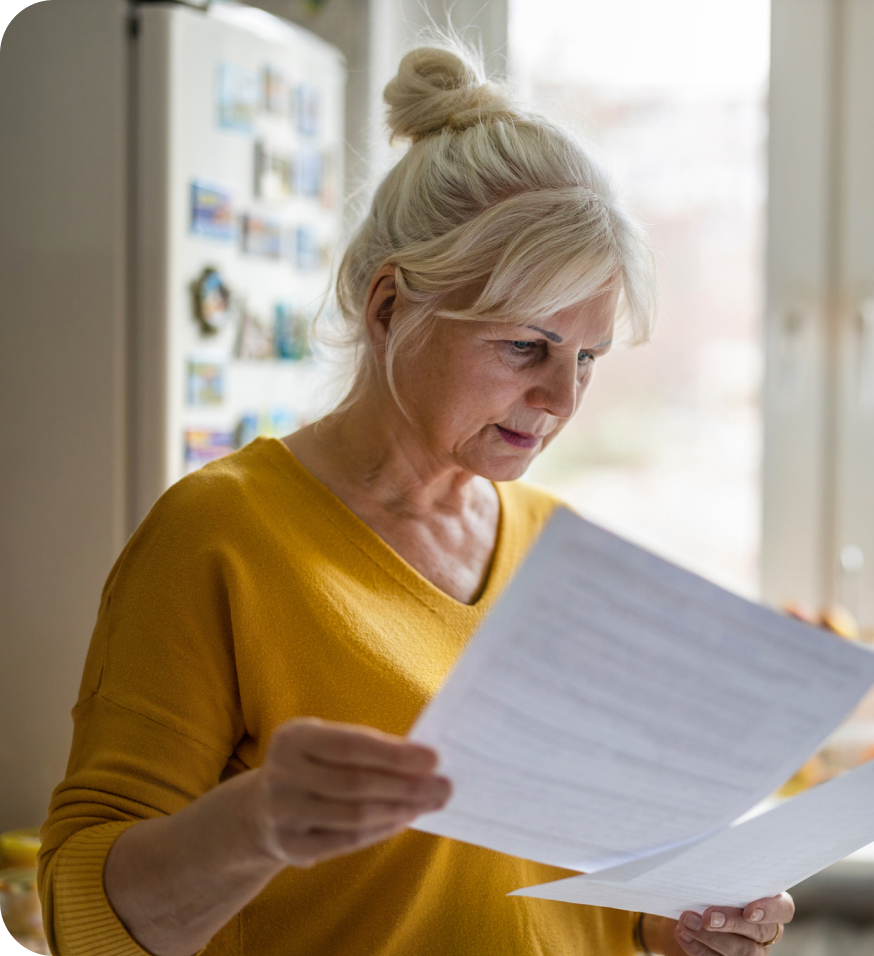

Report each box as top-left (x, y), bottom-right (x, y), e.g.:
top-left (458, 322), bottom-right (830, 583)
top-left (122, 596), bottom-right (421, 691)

top-left (527, 359), bottom-right (579, 420)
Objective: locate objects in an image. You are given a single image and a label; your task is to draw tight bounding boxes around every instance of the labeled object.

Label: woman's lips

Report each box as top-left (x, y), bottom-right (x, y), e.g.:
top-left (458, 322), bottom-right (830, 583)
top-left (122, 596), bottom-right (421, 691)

top-left (495, 425), bottom-right (542, 449)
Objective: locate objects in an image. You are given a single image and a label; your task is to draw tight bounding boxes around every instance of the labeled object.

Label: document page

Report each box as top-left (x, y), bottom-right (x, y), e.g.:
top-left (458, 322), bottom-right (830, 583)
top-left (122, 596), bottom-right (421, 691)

top-left (410, 508), bottom-right (874, 872)
top-left (511, 757), bottom-right (874, 918)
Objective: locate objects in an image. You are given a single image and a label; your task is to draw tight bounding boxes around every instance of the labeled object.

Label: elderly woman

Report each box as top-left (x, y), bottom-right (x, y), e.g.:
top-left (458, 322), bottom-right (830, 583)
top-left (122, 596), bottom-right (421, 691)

top-left (38, 42), bottom-right (793, 956)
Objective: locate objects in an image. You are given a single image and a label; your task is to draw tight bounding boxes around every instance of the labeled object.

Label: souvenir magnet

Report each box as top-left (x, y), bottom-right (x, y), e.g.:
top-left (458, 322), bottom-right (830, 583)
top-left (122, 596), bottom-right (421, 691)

top-left (254, 141), bottom-right (293, 201)
top-left (295, 84), bottom-right (321, 137)
top-left (241, 213), bottom-right (283, 259)
top-left (295, 226), bottom-right (320, 272)
top-left (184, 428), bottom-right (235, 473)
top-left (235, 308), bottom-right (276, 359)
top-left (275, 302), bottom-right (312, 360)
top-left (190, 267), bottom-right (232, 335)
top-left (295, 148), bottom-right (323, 199)
top-left (268, 407), bottom-right (298, 437)
top-left (217, 63), bottom-right (258, 134)
top-left (190, 180), bottom-right (235, 241)
top-left (186, 360), bottom-right (226, 406)
top-left (262, 65), bottom-right (288, 115)
top-left (234, 411), bottom-right (260, 449)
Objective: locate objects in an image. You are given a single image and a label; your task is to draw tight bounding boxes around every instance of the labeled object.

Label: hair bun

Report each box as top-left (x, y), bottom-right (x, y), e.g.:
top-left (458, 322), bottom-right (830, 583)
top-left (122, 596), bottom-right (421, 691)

top-left (384, 45), bottom-right (516, 143)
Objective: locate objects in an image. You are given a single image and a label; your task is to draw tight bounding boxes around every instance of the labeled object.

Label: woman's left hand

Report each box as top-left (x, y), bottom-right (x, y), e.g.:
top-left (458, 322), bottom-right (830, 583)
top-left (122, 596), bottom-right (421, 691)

top-left (642, 893), bottom-right (794, 955)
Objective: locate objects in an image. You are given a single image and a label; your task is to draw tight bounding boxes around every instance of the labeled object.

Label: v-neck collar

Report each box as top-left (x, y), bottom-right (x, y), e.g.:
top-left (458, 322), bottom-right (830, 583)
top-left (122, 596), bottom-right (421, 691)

top-left (255, 437), bottom-right (521, 619)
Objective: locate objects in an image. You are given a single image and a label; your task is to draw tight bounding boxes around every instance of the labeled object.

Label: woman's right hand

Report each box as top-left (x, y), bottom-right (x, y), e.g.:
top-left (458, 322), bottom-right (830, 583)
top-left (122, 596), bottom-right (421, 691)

top-left (103, 718), bottom-right (447, 956)
top-left (248, 717), bottom-right (452, 868)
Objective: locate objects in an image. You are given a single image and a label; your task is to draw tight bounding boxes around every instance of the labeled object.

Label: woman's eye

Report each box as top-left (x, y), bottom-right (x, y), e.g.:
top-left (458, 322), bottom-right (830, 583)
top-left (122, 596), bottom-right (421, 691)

top-left (505, 342), bottom-right (596, 365)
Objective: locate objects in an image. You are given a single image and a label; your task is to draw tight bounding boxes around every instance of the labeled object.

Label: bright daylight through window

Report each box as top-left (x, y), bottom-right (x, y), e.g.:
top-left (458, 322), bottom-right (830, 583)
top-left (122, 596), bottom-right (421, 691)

top-left (511, 0), bottom-right (770, 599)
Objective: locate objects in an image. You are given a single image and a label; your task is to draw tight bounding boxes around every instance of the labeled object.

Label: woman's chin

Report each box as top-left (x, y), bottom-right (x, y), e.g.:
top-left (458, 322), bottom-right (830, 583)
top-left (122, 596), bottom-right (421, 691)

top-left (473, 453), bottom-right (536, 483)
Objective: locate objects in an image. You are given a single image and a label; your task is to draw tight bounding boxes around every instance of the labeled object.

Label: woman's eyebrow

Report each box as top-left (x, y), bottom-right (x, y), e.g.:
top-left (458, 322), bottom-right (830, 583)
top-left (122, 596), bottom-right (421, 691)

top-left (525, 326), bottom-right (613, 351)
top-left (526, 324), bottom-right (562, 343)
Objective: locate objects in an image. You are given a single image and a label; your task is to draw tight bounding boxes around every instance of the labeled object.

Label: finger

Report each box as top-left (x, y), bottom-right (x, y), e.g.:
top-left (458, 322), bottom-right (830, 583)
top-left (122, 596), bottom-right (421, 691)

top-left (698, 907), bottom-right (779, 944)
top-left (674, 921), bottom-right (719, 956)
top-left (292, 719), bottom-right (439, 774)
top-left (742, 893), bottom-right (794, 927)
top-left (299, 759), bottom-right (451, 804)
top-left (280, 819), bottom-right (409, 868)
top-left (296, 794), bottom-right (441, 831)
top-left (676, 919), bottom-right (759, 956)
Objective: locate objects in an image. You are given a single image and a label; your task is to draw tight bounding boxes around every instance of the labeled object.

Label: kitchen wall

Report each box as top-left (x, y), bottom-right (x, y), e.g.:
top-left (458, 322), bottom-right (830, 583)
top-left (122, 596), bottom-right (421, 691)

top-left (0, 0), bottom-right (131, 832)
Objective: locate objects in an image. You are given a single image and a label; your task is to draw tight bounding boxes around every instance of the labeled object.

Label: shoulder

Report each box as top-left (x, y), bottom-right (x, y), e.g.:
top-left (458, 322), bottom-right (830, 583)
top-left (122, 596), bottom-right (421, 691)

top-left (142, 439), bottom-right (280, 536)
top-left (115, 440), bottom-right (286, 584)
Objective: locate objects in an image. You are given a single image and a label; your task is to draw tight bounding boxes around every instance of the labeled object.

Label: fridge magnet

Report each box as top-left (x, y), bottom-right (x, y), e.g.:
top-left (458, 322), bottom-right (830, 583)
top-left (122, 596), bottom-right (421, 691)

top-left (190, 181), bottom-right (235, 241)
top-left (262, 65), bottom-right (288, 116)
top-left (184, 428), bottom-right (235, 473)
top-left (186, 360), bottom-right (226, 406)
top-left (241, 213), bottom-right (283, 259)
top-left (190, 266), bottom-right (233, 335)
top-left (295, 226), bottom-right (321, 272)
top-left (295, 148), bottom-right (323, 199)
top-left (234, 407), bottom-right (298, 448)
top-left (295, 84), bottom-right (321, 136)
top-left (275, 301), bottom-right (313, 361)
top-left (234, 411), bottom-right (260, 449)
top-left (254, 141), bottom-right (293, 201)
top-left (267, 406), bottom-right (298, 437)
top-left (235, 308), bottom-right (276, 360)
top-left (217, 63), bottom-right (258, 134)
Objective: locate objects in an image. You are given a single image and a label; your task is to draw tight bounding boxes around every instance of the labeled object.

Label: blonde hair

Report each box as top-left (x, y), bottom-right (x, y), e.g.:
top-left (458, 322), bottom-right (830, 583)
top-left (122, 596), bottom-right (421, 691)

top-left (333, 38), bottom-right (657, 411)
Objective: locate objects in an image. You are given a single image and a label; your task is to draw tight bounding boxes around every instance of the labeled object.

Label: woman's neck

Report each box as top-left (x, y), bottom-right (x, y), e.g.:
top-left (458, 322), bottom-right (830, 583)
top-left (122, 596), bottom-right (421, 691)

top-left (282, 385), bottom-right (502, 606)
top-left (284, 388), bottom-right (485, 520)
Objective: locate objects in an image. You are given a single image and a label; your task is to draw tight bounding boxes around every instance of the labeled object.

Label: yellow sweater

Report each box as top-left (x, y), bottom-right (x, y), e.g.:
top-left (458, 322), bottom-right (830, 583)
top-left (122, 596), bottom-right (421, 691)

top-left (38, 437), bottom-right (638, 956)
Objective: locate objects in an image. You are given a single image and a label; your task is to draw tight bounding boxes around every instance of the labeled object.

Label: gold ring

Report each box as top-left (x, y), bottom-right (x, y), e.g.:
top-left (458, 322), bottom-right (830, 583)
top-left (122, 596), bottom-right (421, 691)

top-left (762, 925), bottom-right (781, 947)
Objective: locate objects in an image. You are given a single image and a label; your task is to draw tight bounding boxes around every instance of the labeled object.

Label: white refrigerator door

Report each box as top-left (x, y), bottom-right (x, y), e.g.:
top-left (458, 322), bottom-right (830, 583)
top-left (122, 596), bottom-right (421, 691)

top-left (134, 1), bottom-right (345, 523)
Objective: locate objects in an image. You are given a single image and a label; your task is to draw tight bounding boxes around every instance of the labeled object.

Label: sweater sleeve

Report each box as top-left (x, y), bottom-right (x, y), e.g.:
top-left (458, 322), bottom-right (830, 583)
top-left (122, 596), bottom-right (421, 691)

top-left (38, 473), bottom-right (249, 956)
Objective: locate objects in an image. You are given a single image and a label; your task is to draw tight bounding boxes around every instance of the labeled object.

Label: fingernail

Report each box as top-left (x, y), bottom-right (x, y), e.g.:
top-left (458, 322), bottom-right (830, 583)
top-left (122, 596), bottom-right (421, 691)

top-left (678, 930), bottom-right (693, 943)
top-left (710, 912), bottom-right (725, 928)
top-left (749, 908), bottom-right (765, 922)
top-left (684, 914), bottom-right (702, 931)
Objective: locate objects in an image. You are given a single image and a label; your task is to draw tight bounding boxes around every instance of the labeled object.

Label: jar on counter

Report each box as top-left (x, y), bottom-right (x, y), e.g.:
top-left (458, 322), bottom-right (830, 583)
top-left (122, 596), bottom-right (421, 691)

top-left (0, 827), bottom-right (49, 955)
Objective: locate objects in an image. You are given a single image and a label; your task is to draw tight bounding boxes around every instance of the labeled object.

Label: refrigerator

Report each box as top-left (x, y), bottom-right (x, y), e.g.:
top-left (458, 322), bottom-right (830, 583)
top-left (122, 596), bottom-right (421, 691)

top-left (133, 1), bottom-right (346, 522)
top-left (0, 0), bottom-right (345, 832)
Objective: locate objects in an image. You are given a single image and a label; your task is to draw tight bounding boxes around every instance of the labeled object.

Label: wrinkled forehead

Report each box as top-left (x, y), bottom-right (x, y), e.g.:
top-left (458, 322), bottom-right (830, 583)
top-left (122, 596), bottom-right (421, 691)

top-left (517, 285), bottom-right (620, 344)
top-left (439, 273), bottom-right (621, 324)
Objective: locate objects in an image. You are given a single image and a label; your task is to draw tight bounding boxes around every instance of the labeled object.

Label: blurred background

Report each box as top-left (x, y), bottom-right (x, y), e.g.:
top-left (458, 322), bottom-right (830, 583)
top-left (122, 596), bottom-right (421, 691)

top-left (515, 0), bottom-right (769, 599)
top-left (1, 0), bottom-right (873, 951)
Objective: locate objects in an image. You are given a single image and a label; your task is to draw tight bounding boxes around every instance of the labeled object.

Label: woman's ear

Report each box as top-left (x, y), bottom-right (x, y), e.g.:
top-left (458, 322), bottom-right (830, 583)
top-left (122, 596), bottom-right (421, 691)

top-left (364, 266), bottom-right (399, 365)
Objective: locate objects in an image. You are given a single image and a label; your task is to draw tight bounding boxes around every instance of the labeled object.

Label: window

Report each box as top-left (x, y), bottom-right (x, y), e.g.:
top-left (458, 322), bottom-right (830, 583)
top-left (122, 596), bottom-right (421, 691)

top-left (510, 0), bottom-right (770, 599)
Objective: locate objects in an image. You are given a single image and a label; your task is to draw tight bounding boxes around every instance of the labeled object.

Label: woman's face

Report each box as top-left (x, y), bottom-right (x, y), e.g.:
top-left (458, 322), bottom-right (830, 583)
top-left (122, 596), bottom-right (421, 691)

top-left (391, 287), bottom-right (619, 482)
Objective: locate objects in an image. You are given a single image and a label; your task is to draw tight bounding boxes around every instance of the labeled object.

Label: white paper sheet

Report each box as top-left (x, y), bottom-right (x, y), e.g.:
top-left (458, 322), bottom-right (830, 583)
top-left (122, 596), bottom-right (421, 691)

top-left (511, 757), bottom-right (874, 918)
top-left (410, 508), bottom-right (874, 872)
